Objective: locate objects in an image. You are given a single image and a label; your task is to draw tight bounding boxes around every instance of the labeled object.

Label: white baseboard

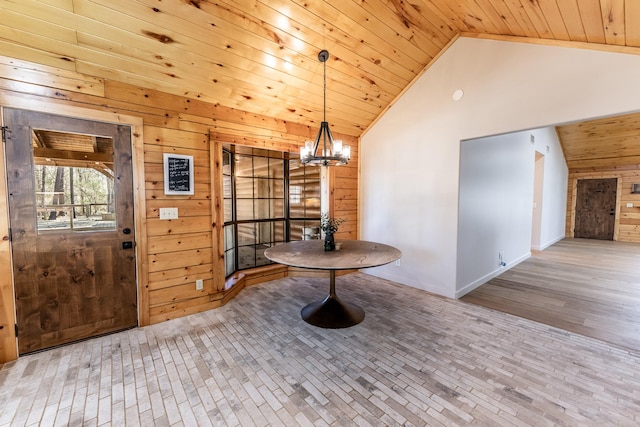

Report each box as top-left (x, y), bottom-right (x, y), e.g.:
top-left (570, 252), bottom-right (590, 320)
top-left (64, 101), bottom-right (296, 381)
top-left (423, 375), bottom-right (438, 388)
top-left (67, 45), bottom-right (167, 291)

top-left (455, 251), bottom-right (531, 299)
top-left (531, 235), bottom-right (564, 251)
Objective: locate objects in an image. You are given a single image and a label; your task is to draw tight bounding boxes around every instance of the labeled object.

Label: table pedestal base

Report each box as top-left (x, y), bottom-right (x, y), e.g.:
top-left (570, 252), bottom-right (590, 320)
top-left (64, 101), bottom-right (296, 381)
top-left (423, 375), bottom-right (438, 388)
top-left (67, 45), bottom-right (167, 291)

top-left (301, 295), bottom-right (364, 328)
top-left (301, 270), bottom-right (364, 328)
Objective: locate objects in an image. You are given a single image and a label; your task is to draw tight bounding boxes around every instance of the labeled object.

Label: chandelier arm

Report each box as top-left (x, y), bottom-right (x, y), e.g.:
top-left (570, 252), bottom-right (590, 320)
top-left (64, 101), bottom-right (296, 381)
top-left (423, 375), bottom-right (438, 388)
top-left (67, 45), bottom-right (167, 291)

top-left (299, 50), bottom-right (349, 166)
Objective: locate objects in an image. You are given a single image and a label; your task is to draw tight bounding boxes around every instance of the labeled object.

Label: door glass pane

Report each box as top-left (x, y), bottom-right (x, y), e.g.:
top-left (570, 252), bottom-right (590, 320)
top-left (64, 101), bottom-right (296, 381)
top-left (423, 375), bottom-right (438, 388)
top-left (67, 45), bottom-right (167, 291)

top-left (33, 130), bottom-right (115, 233)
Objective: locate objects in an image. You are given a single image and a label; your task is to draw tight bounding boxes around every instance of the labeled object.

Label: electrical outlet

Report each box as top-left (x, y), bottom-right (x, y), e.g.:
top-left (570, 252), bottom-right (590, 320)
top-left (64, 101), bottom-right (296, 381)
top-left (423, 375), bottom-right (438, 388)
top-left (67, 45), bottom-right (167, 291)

top-left (195, 279), bottom-right (203, 290)
top-left (159, 207), bottom-right (178, 220)
top-left (395, 259), bottom-right (401, 266)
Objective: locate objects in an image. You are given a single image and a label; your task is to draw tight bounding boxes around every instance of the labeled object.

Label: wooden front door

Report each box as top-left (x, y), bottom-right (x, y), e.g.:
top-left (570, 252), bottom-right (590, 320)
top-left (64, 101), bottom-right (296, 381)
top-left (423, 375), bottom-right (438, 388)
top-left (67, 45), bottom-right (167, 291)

top-left (4, 108), bottom-right (137, 354)
top-left (574, 178), bottom-right (617, 240)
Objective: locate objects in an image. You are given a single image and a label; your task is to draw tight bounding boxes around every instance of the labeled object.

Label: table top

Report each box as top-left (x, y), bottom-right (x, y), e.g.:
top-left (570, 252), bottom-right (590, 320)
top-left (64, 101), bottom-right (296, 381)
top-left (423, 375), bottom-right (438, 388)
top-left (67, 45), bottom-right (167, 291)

top-left (264, 239), bottom-right (402, 270)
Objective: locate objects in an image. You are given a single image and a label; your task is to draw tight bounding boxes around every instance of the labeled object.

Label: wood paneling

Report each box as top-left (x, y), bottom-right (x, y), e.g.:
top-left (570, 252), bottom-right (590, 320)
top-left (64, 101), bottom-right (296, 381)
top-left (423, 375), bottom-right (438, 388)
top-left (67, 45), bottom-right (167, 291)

top-left (566, 166), bottom-right (640, 243)
top-left (557, 112), bottom-right (640, 170)
top-left (0, 106), bottom-right (13, 363)
top-left (0, 54), bottom-right (359, 363)
top-left (2, 0), bottom-right (640, 139)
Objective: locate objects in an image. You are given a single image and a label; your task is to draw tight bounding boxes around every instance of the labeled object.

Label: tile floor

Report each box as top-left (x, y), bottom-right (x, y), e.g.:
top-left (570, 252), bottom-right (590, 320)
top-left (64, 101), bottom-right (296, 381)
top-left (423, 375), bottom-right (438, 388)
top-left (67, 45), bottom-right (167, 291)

top-left (1, 273), bottom-right (639, 426)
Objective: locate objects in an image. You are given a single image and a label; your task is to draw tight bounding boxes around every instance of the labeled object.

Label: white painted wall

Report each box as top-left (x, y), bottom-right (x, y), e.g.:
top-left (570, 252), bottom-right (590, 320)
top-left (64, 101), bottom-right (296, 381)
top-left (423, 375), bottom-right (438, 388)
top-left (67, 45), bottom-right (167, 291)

top-left (360, 37), bottom-right (640, 299)
top-left (456, 127), bottom-right (568, 296)
top-left (532, 127), bottom-right (568, 250)
top-left (457, 131), bottom-right (535, 295)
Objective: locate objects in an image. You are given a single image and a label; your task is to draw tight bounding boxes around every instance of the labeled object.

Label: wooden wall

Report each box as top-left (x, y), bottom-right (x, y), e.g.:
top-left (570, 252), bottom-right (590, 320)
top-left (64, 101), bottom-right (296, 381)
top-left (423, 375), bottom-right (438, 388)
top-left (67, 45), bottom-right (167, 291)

top-left (0, 55), bottom-right (359, 363)
top-left (566, 165), bottom-right (640, 242)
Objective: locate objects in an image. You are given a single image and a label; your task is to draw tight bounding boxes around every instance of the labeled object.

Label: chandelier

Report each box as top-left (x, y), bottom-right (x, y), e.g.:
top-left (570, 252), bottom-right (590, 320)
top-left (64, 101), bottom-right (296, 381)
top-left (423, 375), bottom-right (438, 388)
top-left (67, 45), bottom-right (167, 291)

top-left (299, 50), bottom-right (351, 166)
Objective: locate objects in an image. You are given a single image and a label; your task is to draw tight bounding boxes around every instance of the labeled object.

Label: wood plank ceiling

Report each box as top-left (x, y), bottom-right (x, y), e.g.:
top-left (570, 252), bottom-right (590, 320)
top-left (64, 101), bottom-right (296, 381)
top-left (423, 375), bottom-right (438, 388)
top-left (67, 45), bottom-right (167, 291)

top-left (1, 0), bottom-right (640, 166)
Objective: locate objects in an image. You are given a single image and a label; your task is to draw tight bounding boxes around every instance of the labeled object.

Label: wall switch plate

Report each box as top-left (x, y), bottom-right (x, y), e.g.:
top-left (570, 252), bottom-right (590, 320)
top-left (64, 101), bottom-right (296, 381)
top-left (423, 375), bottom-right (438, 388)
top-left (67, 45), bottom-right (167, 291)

top-left (195, 279), bottom-right (203, 290)
top-left (159, 207), bottom-right (178, 220)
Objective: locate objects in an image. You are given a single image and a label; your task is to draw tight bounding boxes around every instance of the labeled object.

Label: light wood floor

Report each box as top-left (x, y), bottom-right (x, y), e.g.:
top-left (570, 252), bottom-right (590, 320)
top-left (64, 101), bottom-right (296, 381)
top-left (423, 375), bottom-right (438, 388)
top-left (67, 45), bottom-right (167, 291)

top-left (461, 238), bottom-right (640, 351)
top-left (2, 272), bottom-right (640, 425)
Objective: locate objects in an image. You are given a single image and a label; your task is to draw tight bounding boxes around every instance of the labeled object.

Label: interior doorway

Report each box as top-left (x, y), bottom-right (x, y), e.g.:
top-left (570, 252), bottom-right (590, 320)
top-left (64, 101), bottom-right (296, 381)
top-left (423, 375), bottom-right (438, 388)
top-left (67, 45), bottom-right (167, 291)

top-left (574, 178), bottom-right (617, 240)
top-left (531, 152), bottom-right (544, 249)
top-left (3, 108), bottom-right (138, 354)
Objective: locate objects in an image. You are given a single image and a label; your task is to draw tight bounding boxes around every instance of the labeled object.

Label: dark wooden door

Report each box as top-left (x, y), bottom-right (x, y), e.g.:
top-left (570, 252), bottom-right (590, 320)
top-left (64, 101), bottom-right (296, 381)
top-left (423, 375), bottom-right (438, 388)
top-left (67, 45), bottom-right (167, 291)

top-left (4, 108), bottom-right (137, 354)
top-left (574, 178), bottom-right (617, 240)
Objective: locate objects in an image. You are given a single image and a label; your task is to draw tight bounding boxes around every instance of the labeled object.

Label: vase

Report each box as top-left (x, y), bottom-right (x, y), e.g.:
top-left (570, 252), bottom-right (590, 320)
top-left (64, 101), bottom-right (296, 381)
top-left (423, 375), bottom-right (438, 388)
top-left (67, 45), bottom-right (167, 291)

top-left (324, 232), bottom-right (335, 251)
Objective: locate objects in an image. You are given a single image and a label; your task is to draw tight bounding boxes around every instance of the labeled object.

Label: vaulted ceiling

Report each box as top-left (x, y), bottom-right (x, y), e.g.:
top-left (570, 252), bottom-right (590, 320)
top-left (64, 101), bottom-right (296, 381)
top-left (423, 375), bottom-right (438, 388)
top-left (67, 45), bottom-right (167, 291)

top-left (2, 0), bottom-right (640, 164)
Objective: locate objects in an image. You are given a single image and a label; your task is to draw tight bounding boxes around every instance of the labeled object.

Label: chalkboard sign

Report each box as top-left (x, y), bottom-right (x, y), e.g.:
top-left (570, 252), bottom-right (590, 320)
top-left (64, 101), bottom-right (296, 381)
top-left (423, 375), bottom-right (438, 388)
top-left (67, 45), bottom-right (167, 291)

top-left (164, 153), bottom-right (194, 195)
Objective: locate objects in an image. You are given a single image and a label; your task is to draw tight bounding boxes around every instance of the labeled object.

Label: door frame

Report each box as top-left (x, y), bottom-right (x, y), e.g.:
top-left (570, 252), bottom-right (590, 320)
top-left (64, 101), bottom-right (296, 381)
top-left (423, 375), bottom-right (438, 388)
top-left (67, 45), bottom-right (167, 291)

top-left (0, 96), bottom-right (148, 363)
top-left (569, 175), bottom-right (622, 240)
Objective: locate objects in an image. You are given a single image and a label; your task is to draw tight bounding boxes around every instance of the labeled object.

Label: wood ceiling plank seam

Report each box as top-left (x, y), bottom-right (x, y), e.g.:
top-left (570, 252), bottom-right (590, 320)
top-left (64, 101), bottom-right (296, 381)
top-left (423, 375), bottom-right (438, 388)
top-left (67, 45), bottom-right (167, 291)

top-left (449, 0), bottom-right (502, 35)
top-left (471, 0), bottom-right (529, 36)
top-left (281, 0), bottom-right (427, 69)
top-left (235, 88), bottom-right (373, 131)
top-left (191, 126), bottom-right (303, 145)
top-left (500, 0), bottom-right (542, 37)
top-left (143, 0), bottom-right (408, 93)
top-left (422, 0), bottom-right (478, 33)
top-left (1, 0), bottom-right (73, 28)
top-left (84, 0), bottom-right (400, 113)
top-left (36, 0), bottom-right (74, 11)
top-left (276, 0), bottom-right (420, 80)
top-left (72, 2), bottom-right (322, 98)
top-left (359, 0), bottom-right (452, 57)
top-left (555, 0), bottom-right (589, 42)
top-left (466, 0), bottom-right (514, 35)
top-left (625, 0), bottom-right (640, 46)
top-left (127, 0), bottom-right (343, 82)
top-left (512, 0), bottom-right (556, 39)
top-left (135, 0), bottom-right (413, 89)
top-left (457, 0), bottom-right (509, 34)
top-left (599, 0), bottom-right (626, 45)
top-left (0, 24), bottom-right (91, 71)
top-left (0, 3), bottom-right (79, 45)
top-left (0, 63), bottom-right (104, 97)
top-left (80, 35), bottom-right (340, 112)
top-left (60, 21), bottom-right (381, 125)
top-left (104, 79), bottom-right (311, 136)
top-left (299, 0), bottom-right (436, 65)
top-left (530, 0), bottom-right (571, 40)
top-left (0, 54), bottom-right (89, 81)
top-left (576, 0), bottom-right (607, 43)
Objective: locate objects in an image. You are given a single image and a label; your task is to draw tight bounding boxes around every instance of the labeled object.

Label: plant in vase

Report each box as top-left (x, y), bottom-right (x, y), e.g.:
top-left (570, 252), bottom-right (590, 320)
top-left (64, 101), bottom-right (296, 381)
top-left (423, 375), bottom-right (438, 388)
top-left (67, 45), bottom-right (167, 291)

top-left (320, 212), bottom-right (344, 251)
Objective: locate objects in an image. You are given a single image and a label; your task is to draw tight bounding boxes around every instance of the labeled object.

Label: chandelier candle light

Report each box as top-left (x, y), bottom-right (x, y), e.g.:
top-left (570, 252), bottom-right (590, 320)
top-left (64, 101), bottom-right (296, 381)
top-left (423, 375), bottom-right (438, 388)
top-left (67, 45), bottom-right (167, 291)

top-left (300, 50), bottom-right (351, 166)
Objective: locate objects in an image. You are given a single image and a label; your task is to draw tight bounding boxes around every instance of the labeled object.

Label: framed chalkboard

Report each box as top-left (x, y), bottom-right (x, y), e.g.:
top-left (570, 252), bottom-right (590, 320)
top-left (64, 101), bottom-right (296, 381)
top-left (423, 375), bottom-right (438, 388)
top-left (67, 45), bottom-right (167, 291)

top-left (163, 153), bottom-right (194, 195)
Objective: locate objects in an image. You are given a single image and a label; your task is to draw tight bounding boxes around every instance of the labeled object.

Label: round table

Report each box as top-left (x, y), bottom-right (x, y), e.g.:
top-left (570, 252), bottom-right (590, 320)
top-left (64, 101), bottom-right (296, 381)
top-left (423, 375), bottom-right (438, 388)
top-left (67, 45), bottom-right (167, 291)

top-left (264, 240), bottom-right (402, 328)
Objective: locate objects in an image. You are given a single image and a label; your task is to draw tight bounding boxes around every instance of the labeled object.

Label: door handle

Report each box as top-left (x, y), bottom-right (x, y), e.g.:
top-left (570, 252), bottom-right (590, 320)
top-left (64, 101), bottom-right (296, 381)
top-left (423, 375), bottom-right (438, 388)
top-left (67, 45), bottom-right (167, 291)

top-left (123, 228), bottom-right (131, 234)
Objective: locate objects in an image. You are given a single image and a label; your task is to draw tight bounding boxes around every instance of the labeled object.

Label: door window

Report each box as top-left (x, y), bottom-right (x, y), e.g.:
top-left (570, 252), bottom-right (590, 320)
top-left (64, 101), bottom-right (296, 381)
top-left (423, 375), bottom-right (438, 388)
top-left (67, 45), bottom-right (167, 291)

top-left (33, 130), bottom-right (115, 233)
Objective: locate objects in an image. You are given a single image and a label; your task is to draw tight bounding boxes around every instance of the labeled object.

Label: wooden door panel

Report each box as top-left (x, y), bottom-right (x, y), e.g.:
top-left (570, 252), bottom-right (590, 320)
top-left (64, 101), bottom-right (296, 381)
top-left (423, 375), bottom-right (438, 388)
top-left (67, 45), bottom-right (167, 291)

top-left (574, 178), bottom-right (617, 240)
top-left (4, 108), bottom-right (137, 354)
